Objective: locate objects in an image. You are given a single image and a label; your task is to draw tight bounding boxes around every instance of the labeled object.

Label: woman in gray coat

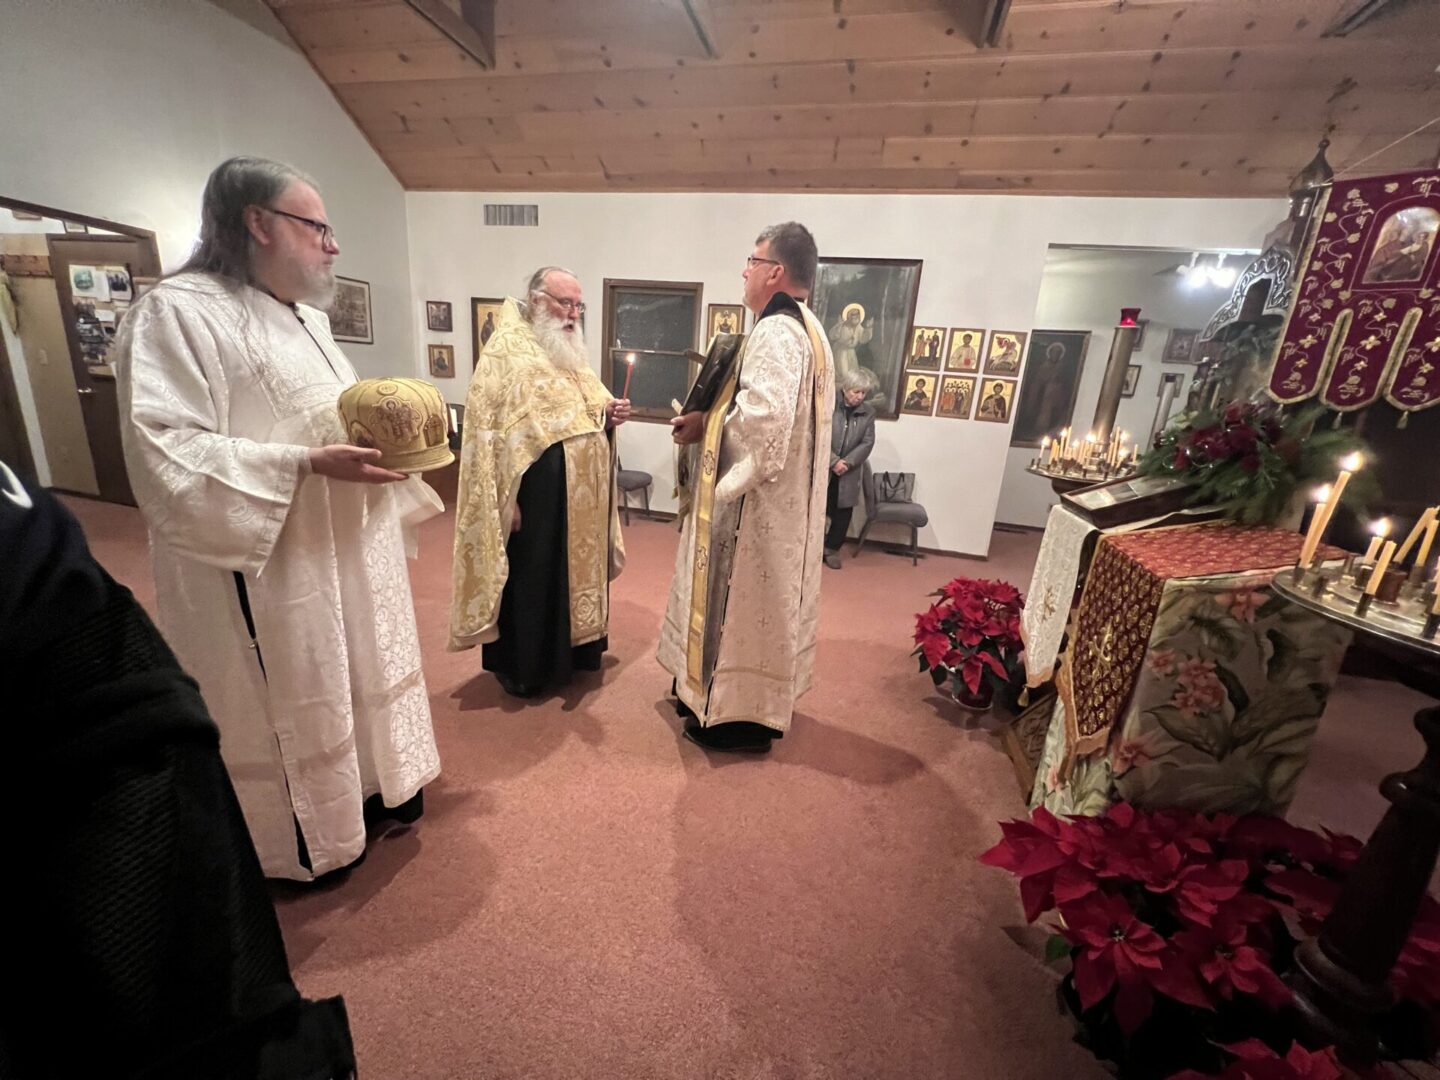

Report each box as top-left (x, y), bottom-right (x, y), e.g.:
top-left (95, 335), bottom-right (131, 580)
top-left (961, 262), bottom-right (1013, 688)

top-left (825, 367), bottom-right (878, 569)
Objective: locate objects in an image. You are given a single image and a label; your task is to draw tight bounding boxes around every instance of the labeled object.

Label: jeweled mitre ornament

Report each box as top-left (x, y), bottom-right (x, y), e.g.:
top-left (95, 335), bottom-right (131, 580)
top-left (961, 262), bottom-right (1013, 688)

top-left (337, 377), bottom-right (454, 473)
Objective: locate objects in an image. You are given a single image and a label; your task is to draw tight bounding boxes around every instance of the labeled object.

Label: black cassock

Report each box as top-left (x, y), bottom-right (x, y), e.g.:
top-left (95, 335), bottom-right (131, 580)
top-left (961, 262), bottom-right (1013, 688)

top-left (0, 467), bottom-right (356, 1079)
top-left (483, 441), bottom-right (606, 693)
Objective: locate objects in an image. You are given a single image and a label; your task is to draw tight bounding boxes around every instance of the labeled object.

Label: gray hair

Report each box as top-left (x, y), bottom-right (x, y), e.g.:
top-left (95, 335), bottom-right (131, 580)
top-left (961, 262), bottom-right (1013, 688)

top-left (755, 222), bottom-right (818, 293)
top-left (523, 265), bottom-right (578, 317)
top-left (173, 156), bottom-right (317, 284)
top-left (838, 367), bottom-right (877, 395)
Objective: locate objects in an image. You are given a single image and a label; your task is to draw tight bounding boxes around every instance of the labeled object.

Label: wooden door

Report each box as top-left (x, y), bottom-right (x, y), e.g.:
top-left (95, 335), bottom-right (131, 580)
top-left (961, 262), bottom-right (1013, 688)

top-left (47, 235), bottom-right (161, 505)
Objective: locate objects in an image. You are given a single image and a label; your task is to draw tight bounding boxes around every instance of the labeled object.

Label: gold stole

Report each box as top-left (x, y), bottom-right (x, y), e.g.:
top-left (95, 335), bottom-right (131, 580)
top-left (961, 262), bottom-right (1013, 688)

top-left (684, 309), bottom-right (830, 693)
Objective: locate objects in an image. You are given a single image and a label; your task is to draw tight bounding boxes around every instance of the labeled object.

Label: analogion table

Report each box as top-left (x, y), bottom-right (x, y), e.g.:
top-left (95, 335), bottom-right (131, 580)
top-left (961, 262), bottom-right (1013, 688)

top-left (1030, 522), bottom-right (1350, 817)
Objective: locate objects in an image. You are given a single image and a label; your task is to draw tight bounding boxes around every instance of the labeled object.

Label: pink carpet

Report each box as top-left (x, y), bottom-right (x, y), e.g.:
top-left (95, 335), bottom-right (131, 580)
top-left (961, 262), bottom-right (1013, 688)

top-left (65, 497), bottom-right (1431, 1079)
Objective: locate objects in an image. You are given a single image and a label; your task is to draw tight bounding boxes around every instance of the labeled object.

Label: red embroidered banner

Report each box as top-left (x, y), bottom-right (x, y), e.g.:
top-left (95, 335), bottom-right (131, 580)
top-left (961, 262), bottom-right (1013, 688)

top-left (1268, 170), bottom-right (1440, 414)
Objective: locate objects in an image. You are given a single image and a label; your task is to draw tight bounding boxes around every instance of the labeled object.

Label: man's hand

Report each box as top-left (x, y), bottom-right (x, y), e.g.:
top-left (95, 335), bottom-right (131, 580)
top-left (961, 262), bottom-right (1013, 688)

top-left (671, 411), bottom-right (705, 445)
top-left (309, 445), bottom-right (406, 484)
top-left (833, 460), bottom-right (849, 475)
top-left (606, 398), bottom-right (632, 428)
top-left (510, 505), bottom-right (522, 533)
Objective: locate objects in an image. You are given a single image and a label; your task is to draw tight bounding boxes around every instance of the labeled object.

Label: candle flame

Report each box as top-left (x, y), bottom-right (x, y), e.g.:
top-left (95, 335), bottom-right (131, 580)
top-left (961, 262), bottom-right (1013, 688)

top-left (1313, 484), bottom-right (1331, 503)
top-left (626, 353), bottom-right (636, 365)
top-left (1373, 517), bottom-right (1392, 538)
top-left (1340, 452), bottom-right (1362, 472)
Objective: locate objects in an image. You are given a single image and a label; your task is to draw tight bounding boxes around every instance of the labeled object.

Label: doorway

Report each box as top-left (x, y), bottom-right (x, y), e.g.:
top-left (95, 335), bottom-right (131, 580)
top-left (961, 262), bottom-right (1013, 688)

top-left (0, 197), bottom-right (161, 504)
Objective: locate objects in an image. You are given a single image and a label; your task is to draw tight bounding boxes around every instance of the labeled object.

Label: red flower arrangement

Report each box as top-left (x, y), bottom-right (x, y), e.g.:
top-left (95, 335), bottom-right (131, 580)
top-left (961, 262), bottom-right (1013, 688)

top-left (980, 803), bottom-right (1440, 1078)
top-left (912, 577), bottom-right (1025, 710)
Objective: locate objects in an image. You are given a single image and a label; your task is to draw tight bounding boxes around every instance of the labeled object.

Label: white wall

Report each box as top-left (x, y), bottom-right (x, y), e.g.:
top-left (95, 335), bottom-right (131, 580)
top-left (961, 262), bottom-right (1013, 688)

top-left (2, 0), bottom-right (413, 478)
top-left (407, 191), bottom-right (1282, 555)
top-left (995, 247), bottom-right (1253, 528)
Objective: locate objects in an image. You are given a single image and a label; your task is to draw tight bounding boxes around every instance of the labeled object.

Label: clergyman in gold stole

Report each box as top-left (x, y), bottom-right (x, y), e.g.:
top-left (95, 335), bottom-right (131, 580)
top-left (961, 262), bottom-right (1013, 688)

top-left (447, 267), bottom-right (629, 697)
top-left (658, 223), bottom-right (835, 754)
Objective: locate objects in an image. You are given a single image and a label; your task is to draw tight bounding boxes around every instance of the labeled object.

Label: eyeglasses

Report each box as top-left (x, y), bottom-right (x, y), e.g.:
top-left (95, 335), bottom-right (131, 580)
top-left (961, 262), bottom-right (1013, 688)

top-left (535, 288), bottom-right (586, 316)
top-left (262, 206), bottom-right (337, 247)
top-left (745, 255), bottom-right (783, 269)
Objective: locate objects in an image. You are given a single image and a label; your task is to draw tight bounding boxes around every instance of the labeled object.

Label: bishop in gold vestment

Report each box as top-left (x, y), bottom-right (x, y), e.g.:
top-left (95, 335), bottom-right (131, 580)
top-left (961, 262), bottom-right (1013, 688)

top-left (449, 269), bottom-right (627, 696)
top-left (659, 224), bottom-right (834, 753)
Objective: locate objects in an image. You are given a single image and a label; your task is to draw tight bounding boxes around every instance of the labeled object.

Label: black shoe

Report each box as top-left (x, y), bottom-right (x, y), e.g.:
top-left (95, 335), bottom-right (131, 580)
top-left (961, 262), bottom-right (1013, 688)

top-left (364, 789), bottom-right (424, 828)
top-left (823, 551), bottom-right (842, 570)
top-left (682, 717), bottom-right (775, 754)
top-left (497, 673), bottom-right (539, 698)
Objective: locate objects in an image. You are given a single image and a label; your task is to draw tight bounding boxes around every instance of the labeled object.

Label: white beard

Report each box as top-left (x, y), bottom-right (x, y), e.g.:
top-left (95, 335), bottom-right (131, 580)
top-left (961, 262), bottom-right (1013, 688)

top-left (533, 310), bottom-right (588, 371)
top-left (299, 265), bottom-right (337, 309)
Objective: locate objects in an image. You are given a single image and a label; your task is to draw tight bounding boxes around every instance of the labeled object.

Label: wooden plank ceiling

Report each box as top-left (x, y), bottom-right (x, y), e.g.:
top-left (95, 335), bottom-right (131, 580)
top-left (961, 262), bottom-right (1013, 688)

top-left (264, 0), bottom-right (1440, 197)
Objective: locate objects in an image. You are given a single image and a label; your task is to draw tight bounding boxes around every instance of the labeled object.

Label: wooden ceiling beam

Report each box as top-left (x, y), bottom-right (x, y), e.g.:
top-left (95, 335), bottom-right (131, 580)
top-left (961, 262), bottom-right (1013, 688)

top-left (385, 130), bottom-right (1430, 180)
top-left (400, 0), bottom-right (495, 70)
top-left (393, 162), bottom-right (1305, 196)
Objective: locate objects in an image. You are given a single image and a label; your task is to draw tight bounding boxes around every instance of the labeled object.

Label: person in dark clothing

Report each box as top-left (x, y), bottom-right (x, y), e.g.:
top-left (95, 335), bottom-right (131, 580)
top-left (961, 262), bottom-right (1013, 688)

top-left (824, 367), bottom-right (878, 569)
top-left (0, 460), bottom-right (356, 1080)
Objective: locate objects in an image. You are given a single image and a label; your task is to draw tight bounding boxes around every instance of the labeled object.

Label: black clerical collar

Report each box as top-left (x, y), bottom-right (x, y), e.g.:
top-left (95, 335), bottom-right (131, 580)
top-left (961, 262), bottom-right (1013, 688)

top-left (758, 291), bottom-right (805, 325)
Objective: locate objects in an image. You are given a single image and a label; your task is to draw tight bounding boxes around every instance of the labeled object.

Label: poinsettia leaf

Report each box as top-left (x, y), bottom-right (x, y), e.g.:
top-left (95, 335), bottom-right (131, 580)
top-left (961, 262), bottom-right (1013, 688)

top-left (1044, 933), bottom-right (1073, 963)
top-left (1072, 948), bottom-right (1116, 1011)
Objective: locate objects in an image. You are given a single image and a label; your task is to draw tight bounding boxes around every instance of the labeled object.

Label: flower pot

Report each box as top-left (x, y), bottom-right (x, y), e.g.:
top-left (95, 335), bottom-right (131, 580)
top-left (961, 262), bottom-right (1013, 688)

top-left (953, 680), bottom-right (994, 713)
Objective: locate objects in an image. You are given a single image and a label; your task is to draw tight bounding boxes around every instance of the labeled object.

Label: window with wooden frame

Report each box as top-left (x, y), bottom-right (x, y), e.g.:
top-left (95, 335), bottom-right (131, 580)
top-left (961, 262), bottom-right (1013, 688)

top-left (600, 278), bottom-right (704, 422)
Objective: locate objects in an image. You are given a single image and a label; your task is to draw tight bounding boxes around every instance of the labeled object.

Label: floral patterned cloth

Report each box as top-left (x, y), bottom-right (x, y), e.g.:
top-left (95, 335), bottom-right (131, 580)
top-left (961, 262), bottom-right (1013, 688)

top-left (1032, 528), bottom-right (1351, 818)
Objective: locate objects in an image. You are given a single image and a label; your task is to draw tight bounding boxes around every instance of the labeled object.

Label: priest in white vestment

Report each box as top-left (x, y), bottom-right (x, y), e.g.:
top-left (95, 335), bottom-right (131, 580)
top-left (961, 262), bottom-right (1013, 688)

top-left (658, 223), bottom-right (834, 753)
top-left (113, 157), bottom-right (442, 881)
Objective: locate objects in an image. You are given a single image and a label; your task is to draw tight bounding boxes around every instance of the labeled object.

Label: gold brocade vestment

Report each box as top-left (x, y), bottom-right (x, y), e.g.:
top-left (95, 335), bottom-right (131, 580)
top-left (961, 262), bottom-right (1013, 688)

top-left (448, 299), bottom-right (624, 651)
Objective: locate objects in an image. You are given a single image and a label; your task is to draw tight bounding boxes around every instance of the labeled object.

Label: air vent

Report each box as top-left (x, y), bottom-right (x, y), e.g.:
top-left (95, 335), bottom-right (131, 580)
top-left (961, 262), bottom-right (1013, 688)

top-left (484, 204), bottom-right (539, 227)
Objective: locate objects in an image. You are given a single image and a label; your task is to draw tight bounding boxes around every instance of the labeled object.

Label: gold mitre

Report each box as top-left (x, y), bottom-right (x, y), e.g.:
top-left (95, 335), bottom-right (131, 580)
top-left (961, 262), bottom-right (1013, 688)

top-left (336, 377), bottom-right (454, 473)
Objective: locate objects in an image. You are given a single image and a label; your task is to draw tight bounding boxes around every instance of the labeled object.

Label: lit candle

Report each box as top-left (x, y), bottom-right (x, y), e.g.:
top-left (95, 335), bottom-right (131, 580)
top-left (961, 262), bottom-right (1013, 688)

top-left (622, 353), bottom-right (636, 399)
top-left (1059, 427), bottom-right (1070, 458)
top-left (1416, 516), bottom-right (1439, 570)
top-left (1039, 436), bottom-right (1050, 466)
top-left (1130, 444), bottom-right (1140, 466)
top-left (1363, 517), bottom-right (1391, 563)
top-left (1397, 507), bottom-right (1438, 563)
top-left (1049, 437), bottom-right (1060, 465)
top-left (1298, 484), bottom-right (1331, 567)
top-left (1365, 539), bottom-right (1398, 595)
top-left (1300, 454), bottom-right (1360, 567)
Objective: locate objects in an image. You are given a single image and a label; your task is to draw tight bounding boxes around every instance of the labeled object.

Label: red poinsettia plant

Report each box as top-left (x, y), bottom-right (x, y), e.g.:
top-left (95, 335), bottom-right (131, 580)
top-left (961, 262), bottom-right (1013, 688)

top-left (981, 803), bottom-right (1440, 1078)
top-left (912, 577), bottom-right (1025, 709)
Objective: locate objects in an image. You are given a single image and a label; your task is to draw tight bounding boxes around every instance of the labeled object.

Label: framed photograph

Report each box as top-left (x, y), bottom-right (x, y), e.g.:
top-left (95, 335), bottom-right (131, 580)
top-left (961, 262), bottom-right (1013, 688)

top-left (471, 296), bottom-right (505, 368)
top-left (427, 343), bottom-right (456, 378)
top-left (1122, 364), bottom-right (1142, 397)
top-left (975, 378), bottom-right (1016, 423)
top-left (1132, 319), bottom-right (1149, 350)
top-left (983, 330), bottom-right (1028, 377)
top-left (900, 371), bottom-right (937, 415)
top-left (811, 257), bottom-right (923, 421)
top-left (426, 300), bottom-right (453, 332)
top-left (706, 303), bottom-right (745, 340)
top-left (907, 325), bottom-right (945, 370)
top-left (935, 375), bottom-right (976, 419)
top-left (945, 328), bottom-right (984, 372)
top-left (327, 276), bottom-right (373, 344)
top-left (1010, 329), bottom-right (1090, 447)
top-left (1163, 327), bottom-right (1201, 364)
top-left (62, 220), bottom-right (88, 234)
